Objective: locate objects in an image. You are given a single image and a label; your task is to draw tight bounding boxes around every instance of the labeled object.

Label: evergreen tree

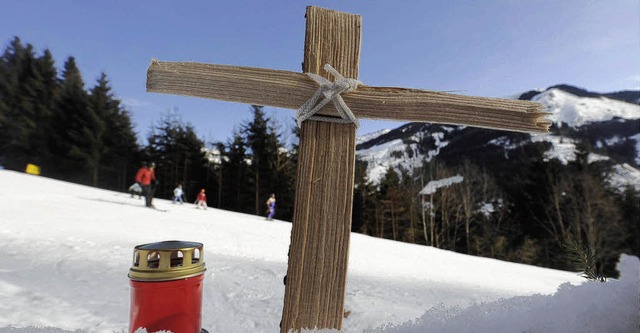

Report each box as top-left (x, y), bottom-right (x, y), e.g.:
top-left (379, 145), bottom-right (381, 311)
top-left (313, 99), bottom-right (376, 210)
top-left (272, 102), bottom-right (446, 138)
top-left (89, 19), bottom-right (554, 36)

top-left (0, 37), bottom-right (141, 190)
top-left (84, 73), bottom-right (109, 186)
top-left (377, 166), bottom-right (401, 239)
top-left (352, 159), bottom-right (377, 234)
top-left (180, 124), bottom-right (209, 200)
top-left (30, 49), bottom-right (59, 169)
top-left (0, 37), bottom-right (25, 169)
top-left (271, 118), bottom-right (299, 221)
top-left (144, 111), bottom-right (207, 201)
top-left (51, 56), bottom-right (102, 183)
top-left (0, 38), bottom-right (59, 172)
top-left (89, 72), bottom-right (138, 189)
top-left (0, 38), bottom-right (39, 170)
top-left (206, 141), bottom-right (226, 208)
top-left (220, 131), bottom-right (252, 213)
top-left (243, 105), bottom-right (282, 215)
top-left (269, 139), bottom-right (296, 221)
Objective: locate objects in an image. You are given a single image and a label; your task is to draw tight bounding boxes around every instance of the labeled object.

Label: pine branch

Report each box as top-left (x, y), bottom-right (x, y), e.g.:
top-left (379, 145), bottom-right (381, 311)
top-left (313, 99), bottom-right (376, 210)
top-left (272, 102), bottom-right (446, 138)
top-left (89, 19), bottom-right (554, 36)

top-left (563, 236), bottom-right (607, 282)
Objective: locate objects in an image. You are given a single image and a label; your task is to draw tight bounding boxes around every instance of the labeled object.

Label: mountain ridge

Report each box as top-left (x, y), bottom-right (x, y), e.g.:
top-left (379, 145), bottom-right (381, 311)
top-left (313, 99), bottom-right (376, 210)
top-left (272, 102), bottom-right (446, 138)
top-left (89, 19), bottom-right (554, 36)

top-left (356, 84), bottom-right (640, 189)
top-left (519, 84), bottom-right (640, 105)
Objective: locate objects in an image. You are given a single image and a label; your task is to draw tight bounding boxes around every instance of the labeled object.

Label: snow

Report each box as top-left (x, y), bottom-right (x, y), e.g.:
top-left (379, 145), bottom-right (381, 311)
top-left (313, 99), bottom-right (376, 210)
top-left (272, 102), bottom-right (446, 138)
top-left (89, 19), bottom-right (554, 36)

top-left (356, 132), bottom-right (449, 185)
top-left (366, 256), bottom-right (639, 333)
top-left (528, 134), bottom-right (611, 165)
top-left (532, 88), bottom-right (640, 128)
top-left (419, 176), bottom-right (463, 195)
top-left (356, 129), bottom-right (391, 145)
top-left (478, 199), bottom-right (503, 217)
top-left (527, 135), bottom-right (640, 192)
top-left (425, 132), bottom-right (449, 160)
top-left (523, 89), bottom-right (639, 168)
top-left (607, 163), bottom-right (640, 192)
top-left (355, 138), bottom-right (405, 183)
top-left (0, 170), bottom-right (638, 333)
top-left (531, 134), bottom-right (578, 164)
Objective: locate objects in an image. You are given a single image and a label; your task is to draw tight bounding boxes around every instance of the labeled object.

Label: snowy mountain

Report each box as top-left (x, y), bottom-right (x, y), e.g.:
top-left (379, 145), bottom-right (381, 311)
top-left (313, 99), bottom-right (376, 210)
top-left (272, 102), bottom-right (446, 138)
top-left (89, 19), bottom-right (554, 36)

top-left (356, 84), bottom-right (640, 191)
top-left (531, 87), bottom-right (640, 127)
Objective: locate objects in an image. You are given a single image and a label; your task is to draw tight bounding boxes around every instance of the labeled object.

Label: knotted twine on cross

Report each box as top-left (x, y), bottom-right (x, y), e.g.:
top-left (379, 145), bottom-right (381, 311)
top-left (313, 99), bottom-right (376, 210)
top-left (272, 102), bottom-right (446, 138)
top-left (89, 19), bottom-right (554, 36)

top-left (296, 64), bottom-right (362, 128)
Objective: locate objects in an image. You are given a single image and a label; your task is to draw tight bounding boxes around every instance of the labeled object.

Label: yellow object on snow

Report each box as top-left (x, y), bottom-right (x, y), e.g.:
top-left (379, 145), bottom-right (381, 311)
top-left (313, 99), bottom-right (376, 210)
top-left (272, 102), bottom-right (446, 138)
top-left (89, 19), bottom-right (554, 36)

top-left (25, 163), bottom-right (41, 175)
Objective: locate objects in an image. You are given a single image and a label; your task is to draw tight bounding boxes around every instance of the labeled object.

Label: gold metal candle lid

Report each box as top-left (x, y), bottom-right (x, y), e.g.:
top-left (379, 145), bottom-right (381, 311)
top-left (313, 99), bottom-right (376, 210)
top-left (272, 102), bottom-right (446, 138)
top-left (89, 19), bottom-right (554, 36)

top-left (129, 240), bottom-right (206, 281)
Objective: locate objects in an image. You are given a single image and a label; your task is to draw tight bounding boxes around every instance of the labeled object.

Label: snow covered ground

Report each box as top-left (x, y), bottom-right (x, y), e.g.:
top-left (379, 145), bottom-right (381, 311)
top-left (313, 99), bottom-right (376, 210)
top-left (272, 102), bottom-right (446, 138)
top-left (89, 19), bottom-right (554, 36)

top-left (0, 170), bottom-right (637, 333)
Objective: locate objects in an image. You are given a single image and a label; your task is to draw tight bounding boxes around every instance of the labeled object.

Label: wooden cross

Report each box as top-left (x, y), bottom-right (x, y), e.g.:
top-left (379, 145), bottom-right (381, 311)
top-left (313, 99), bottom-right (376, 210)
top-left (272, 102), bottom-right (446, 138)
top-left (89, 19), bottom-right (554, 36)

top-left (146, 6), bottom-right (548, 332)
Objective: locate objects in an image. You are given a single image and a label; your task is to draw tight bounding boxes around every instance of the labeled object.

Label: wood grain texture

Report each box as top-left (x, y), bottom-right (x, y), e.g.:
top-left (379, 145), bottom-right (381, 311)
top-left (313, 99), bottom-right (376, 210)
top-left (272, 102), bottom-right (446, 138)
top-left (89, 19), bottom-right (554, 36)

top-left (146, 62), bottom-right (549, 133)
top-left (280, 6), bottom-right (360, 332)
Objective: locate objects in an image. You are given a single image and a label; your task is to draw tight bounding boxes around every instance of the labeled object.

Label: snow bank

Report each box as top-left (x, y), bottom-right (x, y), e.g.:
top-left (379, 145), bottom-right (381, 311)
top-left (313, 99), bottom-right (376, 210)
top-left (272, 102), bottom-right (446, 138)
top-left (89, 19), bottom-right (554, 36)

top-left (365, 254), bottom-right (640, 333)
top-left (2, 254), bottom-right (638, 333)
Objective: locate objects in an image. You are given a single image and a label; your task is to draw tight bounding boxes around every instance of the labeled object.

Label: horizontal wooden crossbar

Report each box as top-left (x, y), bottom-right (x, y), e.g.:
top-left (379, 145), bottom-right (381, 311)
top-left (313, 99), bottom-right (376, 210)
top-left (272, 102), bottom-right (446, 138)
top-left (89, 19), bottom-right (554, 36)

top-left (147, 60), bottom-right (550, 133)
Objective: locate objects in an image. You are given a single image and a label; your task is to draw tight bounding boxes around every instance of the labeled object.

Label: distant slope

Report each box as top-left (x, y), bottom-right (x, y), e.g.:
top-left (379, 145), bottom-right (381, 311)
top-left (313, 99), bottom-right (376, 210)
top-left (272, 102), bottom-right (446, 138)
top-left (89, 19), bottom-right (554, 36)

top-left (356, 84), bottom-right (640, 188)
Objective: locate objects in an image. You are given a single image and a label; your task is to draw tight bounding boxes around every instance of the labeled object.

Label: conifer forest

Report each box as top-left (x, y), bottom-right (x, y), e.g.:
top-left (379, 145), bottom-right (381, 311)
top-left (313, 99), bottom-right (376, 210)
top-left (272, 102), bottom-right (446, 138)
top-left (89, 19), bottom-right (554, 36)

top-left (1, 37), bottom-right (637, 278)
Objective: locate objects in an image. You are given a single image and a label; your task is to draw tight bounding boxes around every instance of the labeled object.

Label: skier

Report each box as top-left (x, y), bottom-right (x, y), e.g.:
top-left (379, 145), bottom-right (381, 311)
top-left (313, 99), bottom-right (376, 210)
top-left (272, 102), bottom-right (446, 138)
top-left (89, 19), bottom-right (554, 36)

top-left (173, 184), bottom-right (185, 204)
top-left (128, 182), bottom-right (142, 199)
top-left (195, 189), bottom-right (207, 209)
top-left (266, 193), bottom-right (276, 220)
top-left (135, 162), bottom-right (157, 208)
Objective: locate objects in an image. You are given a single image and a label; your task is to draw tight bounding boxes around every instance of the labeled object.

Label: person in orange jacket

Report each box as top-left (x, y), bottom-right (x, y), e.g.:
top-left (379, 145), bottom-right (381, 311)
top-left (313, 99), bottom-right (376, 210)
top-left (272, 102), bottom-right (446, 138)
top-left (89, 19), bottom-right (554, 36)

top-left (195, 188), bottom-right (207, 210)
top-left (135, 162), bottom-right (157, 208)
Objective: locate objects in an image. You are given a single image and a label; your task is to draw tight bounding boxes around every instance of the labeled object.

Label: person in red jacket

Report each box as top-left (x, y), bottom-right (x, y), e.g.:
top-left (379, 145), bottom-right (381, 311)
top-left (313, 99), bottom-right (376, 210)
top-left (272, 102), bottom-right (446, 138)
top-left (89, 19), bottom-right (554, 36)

top-left (135, 162), bottom-right (157, 208)
top-left (195, 189), bottom-right (207, 210)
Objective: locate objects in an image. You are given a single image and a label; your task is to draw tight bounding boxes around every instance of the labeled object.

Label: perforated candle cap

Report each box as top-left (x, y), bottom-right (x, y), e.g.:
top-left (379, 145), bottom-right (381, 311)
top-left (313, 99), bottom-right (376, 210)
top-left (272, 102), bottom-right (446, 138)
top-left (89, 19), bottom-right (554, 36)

top-left (129, 240), bottom-right (206, 281)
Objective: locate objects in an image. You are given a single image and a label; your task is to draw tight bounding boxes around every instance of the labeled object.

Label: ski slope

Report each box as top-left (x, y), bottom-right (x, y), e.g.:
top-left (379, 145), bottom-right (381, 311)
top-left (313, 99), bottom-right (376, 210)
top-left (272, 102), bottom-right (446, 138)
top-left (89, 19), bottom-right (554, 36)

top-left (0, 170), bottom-right (637, 332)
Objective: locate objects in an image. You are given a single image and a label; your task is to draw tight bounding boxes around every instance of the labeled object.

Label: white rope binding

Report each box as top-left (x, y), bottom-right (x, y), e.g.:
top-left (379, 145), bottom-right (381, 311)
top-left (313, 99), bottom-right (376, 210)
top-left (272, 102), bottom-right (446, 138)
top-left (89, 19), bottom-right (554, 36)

top-left (296, 64), bottom-right (362, 128)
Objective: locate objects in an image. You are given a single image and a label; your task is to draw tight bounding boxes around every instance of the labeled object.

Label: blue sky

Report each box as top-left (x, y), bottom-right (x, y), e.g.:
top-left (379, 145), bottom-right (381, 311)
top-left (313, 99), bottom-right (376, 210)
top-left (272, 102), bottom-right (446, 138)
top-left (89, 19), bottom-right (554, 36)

top-left (2, 1), bottom-right (638, 145)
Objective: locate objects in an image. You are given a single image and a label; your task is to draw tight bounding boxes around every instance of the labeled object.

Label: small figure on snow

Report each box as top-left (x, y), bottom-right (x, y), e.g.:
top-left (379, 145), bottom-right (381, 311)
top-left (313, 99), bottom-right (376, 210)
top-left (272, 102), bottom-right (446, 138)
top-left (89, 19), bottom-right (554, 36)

top-left (173, 184), bottom-right (185, 204)
top-left (265, 193), bottom-right (276, 220)
top-left (135, 162), bottom-right (158, 208)
top-left (129, 182), bottom-right (143, 199)
top-left (195, 188), bottom-right (207, 209)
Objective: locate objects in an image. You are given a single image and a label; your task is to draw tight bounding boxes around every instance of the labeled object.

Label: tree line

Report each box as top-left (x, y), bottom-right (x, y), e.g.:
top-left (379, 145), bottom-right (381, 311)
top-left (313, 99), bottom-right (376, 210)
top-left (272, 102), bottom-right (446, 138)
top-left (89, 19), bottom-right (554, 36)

top-left (352, 126), bottom-right (639, 278)
top-left (0, 37), bottom-right (139, 188)
top-left (0, 37), bottom-right (296, 220)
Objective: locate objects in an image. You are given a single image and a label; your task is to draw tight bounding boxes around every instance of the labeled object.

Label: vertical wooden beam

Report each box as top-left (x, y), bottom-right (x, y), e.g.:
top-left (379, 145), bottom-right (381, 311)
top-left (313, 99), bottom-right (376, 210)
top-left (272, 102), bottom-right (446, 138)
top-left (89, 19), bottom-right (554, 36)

top-left (280, 6), bottom-right (361, 332)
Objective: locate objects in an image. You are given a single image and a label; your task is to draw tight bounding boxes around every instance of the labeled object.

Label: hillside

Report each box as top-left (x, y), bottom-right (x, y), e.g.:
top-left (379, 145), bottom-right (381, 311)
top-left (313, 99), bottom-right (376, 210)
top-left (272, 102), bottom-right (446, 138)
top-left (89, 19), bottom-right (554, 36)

top-left (351, 84), bottom-right (640, 279)
top-left (356, 85), bottom-right (640, 186)
top-left (1, 170), bottom-right (637, 332)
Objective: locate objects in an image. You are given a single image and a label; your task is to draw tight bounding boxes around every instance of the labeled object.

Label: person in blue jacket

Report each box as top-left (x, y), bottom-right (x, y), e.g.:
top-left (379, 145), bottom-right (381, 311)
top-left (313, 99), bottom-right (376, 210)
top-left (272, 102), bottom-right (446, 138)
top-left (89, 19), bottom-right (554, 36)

top-left (266, 193), bottom-right (276, 220)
